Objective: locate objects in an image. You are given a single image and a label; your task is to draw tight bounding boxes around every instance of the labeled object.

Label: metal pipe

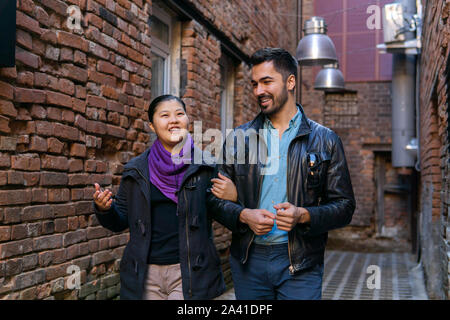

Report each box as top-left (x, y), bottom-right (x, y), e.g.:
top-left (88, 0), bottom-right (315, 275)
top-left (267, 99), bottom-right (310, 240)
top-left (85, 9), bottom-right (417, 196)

top-left (391, 0), bottom-right (417, 168)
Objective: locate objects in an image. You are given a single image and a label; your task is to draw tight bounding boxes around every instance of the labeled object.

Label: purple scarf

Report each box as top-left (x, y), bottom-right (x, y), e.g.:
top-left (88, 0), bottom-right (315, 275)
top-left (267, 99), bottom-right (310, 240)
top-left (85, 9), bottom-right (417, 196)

top-left (148, 134), bottom-right (194, 203)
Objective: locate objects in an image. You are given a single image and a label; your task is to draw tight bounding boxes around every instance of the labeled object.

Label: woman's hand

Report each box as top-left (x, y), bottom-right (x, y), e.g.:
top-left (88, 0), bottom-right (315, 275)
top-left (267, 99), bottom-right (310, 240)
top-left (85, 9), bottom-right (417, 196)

top-left (211, 172), bottom-right (238, 202)
top-left (93, 183), bottom-right (113, 211)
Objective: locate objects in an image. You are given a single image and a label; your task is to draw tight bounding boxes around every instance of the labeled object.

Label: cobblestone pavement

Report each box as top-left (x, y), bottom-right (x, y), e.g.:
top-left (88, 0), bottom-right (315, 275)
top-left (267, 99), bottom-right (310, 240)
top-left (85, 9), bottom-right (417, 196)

top-left (215, 250), bottom-right (428, 300)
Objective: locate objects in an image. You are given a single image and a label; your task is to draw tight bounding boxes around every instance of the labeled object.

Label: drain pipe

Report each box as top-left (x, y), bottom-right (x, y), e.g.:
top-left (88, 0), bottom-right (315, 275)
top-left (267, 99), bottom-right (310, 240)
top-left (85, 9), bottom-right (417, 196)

top-left (414, 0), bottom-right (422, 172)
top-left (391, 0), bottom-right (418, 169)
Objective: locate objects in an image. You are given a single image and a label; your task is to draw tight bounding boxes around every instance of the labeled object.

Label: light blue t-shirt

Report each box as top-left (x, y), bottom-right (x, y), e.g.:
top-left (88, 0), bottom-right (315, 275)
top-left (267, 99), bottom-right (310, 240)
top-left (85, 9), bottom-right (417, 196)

top-left (254, 107), bottom-right (302, 245)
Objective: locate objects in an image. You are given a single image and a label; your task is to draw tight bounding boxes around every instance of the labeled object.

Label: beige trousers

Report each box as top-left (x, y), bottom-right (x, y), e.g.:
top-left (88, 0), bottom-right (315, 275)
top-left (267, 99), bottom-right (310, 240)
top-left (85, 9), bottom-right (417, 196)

top-left (143, 263), bottom-right (184, 300)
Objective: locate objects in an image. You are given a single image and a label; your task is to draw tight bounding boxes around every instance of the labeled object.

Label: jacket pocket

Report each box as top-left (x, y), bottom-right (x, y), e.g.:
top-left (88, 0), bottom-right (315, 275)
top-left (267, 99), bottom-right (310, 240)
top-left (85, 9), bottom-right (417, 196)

top-left (306, 151), bottom-right (331, 191)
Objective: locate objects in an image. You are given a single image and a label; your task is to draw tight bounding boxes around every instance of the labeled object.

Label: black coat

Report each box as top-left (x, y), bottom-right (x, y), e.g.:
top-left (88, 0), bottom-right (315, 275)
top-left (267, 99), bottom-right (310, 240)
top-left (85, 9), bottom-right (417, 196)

top-left (207, 104), bottom-right (356, 274)
top-left (94, 147), bottom-right (226, 300)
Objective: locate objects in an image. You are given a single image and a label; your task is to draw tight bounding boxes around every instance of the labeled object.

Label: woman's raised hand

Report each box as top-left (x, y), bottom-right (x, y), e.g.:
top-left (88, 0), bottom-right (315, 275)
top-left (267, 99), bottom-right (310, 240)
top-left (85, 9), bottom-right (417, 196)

top-left (93, 183), bottom-right (113, 211)
top-left (211, 172), bottom-right (238, 202)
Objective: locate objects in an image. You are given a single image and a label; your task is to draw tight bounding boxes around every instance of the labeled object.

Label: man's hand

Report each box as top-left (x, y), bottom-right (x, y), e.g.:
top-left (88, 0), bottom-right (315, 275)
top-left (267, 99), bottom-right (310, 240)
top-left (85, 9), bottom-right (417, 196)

top-left (274, 202), bottom-right (310, 232)
top-left (93, 183), bottom-right (113, 211)
top-left (239, 208), bottom-right (275, 235)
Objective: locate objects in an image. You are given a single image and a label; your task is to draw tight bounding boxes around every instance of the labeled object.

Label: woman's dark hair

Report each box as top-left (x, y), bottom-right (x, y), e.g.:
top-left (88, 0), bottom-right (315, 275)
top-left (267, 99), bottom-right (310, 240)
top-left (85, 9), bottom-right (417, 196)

top-left (148, 94), bottom-right (186, 123)
top-left (250, 47), bottom-right (298, 82)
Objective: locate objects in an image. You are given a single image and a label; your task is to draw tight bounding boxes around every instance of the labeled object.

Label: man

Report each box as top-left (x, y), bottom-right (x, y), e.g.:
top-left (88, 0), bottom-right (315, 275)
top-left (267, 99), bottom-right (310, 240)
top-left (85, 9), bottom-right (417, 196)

top-left (208, 48), bottom-right (355, 300)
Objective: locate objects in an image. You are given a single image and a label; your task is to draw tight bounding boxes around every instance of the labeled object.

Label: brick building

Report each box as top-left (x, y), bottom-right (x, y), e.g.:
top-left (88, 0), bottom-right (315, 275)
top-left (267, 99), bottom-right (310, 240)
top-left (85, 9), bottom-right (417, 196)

top-left (417, 0), bottom-right (449, 300)
top-left (0, 0), bottom-right (298, 299)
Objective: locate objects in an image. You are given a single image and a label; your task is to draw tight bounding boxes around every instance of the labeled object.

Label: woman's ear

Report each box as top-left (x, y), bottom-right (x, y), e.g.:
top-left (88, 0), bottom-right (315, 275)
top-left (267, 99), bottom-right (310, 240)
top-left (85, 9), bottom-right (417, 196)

top-left (149, 121), bottom-right (155, 132)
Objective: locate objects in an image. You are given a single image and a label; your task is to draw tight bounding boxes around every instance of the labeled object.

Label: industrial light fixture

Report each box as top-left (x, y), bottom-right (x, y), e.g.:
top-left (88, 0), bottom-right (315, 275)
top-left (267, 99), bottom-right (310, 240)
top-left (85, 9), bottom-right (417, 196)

top-left (296, 16), bottom-right (338, 66)
top-left (314, 63), bottom-right (345, 92)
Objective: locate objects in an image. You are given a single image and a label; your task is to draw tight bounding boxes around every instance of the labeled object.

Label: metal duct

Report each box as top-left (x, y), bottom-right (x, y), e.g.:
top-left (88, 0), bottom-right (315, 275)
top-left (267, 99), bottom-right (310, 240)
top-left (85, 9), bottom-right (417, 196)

top-left (391, 0), bottom-right (418, 168)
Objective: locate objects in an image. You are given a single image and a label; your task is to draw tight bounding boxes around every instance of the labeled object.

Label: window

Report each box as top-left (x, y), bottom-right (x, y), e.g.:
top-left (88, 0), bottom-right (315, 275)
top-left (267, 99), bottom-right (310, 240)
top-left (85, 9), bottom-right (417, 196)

top-left (219, 53), bottom-right (236, 134)
top-left (150, 3), bottom-right (180, 98)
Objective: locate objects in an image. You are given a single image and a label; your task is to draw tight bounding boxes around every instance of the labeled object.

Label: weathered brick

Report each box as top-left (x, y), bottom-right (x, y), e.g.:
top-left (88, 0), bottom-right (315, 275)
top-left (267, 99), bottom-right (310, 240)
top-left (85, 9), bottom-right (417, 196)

top-left (106, 124), bottom-right (126, 138)
top-left (0, 136), bottom-right (17, 151)
top-left (53, 203), bottom-right (76, 218)
top-left (0, 100), bottom-right (17, 117)
top-left (29, 135), bottom-right (48, 152)
top-left (63, 230), bottom-right (86, 247)
top-left (14, 269), bottom-right (46, 290)
top-left (11, 154), bottom-right (40, 171)
top-left (16, 47), bottom-right (41, 69)
top-left (61, 64), bottom-right (88, 83)
top-left (70, 143), bottom-right (86, 157)
top-left (22, 205), bottom-right (54, 222)
top-left (14, 88), bottom-right (46, 103)
top-left (47, 137), bottom-right (64, 154)
top-left (0, 81), bottom-right (14, 100)
top-left (52, 123), bottom-right (79, 141)
top-left (75, 201), bottom-right (94, 215)
top-left (16, 11), bottom-right (42, 35)
top-left (46, 91), bottom-right (73, 108)
top-left (41, 154), bottom-right (69, 171)
top-left (33, 235), bottom-right (62, 251)
top-left (47, 188), bottom-right (70, 203)
top-left (0, 189), bottom-right (32, 205)
top-left (56, 31), bottom-right (89, 52)
top-left (68, 158), bottom-right (83, 172)
top-left (0, 239), bottom-right (33, 259)
top-left (40, 172), bottom-right (68, 186)
top-left (0, 226), bottom-right (11, 242)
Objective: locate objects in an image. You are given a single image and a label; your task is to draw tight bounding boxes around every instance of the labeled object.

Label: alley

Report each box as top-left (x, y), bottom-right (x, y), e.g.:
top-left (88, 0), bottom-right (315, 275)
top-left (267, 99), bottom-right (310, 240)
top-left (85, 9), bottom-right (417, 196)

top-left (216, 250), bottom-right (428, 300)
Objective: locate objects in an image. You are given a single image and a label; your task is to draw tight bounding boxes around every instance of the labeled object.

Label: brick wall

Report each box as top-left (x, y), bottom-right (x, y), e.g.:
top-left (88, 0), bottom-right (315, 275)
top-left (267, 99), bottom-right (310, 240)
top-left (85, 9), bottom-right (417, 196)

top-left (418, 0), bottom-right (449, 300)
top-left (0, 0), bottom-right (297, 299)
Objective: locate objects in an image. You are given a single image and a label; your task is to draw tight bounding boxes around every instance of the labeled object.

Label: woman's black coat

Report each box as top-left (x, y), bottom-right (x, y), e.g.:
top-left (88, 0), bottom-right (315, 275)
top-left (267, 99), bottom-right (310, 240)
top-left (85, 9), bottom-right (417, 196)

top-left (94, 147), bottom-right (226, 300)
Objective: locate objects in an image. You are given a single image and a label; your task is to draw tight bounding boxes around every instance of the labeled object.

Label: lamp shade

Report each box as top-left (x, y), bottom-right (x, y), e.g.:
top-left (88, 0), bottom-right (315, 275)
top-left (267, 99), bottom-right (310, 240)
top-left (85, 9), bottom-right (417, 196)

top-left (296, 17), bottom-right (338, 66)
top-left (314, 63), bottom-right (345, 92)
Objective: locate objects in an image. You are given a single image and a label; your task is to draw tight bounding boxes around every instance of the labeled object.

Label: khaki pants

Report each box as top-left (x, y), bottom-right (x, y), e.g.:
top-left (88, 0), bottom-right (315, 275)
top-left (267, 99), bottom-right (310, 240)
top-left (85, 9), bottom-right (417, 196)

top-left (143, 263), bottom-right (184, 300)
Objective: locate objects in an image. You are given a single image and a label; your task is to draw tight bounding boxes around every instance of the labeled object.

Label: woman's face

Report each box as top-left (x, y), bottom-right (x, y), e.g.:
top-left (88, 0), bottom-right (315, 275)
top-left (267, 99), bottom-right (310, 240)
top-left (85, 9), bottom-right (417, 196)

top-left (149, 99), bottom-right (189, 152)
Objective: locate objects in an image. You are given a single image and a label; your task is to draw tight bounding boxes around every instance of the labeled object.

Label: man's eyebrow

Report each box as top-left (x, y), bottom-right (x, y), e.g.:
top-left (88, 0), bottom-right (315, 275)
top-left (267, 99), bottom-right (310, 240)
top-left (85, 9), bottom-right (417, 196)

top-left (256, 76), bottom-right (274, 82)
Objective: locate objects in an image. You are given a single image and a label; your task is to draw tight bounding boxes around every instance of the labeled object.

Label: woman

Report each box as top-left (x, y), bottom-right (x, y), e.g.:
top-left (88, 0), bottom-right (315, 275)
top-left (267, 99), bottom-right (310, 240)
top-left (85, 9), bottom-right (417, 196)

top-left (93, 95), bottom-right (237, 300)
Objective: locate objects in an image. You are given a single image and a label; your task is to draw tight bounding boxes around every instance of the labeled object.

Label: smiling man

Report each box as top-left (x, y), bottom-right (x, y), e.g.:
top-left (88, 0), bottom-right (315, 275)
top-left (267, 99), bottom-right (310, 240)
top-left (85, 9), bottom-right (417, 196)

top-left (208, 48), bottom-right (356, 300)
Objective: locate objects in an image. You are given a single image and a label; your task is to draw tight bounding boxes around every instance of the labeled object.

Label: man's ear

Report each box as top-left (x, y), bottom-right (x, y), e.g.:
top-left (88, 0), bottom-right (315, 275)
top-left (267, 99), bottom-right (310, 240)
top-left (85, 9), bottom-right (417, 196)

top-left (286, 74), bottom-right (296, 92)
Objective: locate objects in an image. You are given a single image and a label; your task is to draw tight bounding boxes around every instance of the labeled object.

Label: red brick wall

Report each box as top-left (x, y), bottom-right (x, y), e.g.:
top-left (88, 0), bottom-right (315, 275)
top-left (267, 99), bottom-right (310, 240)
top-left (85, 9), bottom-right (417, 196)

top-left (418, 0), bottom-right (449, 300)
top-left (0, 0), bottom-right (298, 299)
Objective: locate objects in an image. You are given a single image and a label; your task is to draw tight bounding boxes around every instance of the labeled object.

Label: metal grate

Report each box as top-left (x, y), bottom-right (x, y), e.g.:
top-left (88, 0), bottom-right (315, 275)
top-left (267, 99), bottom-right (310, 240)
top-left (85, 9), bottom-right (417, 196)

top-left (322, 251), bottom-right (428, 300)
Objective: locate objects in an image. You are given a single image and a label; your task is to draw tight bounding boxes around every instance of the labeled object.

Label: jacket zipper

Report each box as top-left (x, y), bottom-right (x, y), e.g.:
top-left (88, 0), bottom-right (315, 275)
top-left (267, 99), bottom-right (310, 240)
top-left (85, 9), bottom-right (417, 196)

top-left (183, 188), bottom-right (193, 297)
top-left (286, 141), bottom-right (294, 274)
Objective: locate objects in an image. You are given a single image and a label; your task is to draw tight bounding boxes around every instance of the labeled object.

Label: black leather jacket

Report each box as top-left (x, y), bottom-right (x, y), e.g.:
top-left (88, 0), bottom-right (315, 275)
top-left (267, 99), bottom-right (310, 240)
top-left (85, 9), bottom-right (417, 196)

top-left (207, 104), bottom-right (355, 274)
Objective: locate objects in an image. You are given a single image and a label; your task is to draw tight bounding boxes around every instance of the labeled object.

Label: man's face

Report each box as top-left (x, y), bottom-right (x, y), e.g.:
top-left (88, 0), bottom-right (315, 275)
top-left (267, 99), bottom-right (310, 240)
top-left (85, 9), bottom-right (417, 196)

top-left (251, 61), bottom-right (289, 116)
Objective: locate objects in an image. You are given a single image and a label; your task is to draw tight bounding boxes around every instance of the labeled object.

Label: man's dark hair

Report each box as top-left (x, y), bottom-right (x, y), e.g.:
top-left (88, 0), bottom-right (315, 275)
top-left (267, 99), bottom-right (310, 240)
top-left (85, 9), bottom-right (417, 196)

top-left (250, 48), bottom-right (298, 82)
top-left (148, 94), bottom-right (186, 123)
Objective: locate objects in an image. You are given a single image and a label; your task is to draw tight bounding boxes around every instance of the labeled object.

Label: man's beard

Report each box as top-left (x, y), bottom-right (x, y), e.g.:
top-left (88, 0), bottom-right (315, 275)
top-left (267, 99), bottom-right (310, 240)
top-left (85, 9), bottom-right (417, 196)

top-left (258, 86), bottom-right (289, 117)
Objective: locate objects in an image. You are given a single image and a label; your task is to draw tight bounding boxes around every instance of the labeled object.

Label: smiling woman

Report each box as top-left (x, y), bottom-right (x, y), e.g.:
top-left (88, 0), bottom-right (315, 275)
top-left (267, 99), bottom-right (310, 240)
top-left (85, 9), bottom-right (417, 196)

top-left (92, 94), bottom-right (239, 300)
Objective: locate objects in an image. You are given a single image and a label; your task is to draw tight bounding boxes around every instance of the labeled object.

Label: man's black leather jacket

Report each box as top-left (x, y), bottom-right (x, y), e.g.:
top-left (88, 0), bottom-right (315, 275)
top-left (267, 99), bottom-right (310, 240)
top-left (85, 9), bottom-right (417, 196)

top-left (207, 104), bottom-right (355, 274)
